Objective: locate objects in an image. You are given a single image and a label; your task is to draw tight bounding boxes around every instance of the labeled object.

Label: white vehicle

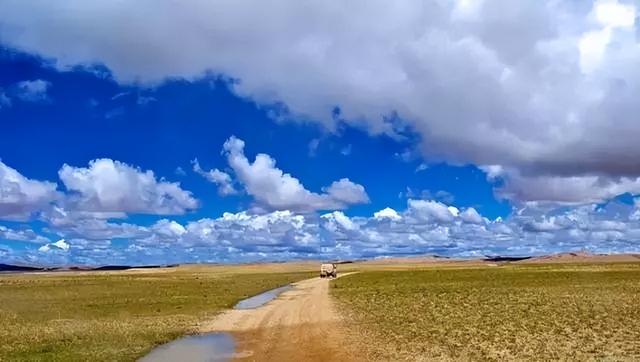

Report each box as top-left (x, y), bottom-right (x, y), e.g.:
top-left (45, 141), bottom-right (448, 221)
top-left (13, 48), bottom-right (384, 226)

top-left (320, 263), bottom-right (337, 278)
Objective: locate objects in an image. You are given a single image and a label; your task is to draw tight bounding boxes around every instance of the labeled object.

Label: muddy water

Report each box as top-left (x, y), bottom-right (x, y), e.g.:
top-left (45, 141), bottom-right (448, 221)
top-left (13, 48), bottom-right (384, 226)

top-left (140, 285), bottom-right (293, 361)
top-left (139, 333), bottom-right (235, 362)
top-left (234, 285), bottom-right (292, 310)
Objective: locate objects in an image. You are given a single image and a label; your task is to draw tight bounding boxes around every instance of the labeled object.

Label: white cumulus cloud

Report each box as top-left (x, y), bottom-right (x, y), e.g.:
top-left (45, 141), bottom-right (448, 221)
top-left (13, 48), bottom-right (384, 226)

top-left (192, 158), bottom-right (238, 196)
top-left (0, 160), bottom-right (59, 220)
top-left (39, 239), bottom-right (69, 252)
top-left (222, 136), bottom-right (368, 212)
top-left (59, 159), bottom-right (198, 215)
top-left (373, 207), bottom-right (401, 220)
top-left (1, 0), bottom-right (640, 204)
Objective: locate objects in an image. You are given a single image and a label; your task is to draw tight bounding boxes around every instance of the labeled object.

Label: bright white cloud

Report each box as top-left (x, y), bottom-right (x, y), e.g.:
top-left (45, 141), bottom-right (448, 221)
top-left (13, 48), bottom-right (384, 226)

top-left (7, 195), bottom-right (640, 264)
top-left (51, 238), bottom-right (69, 250)
top-left (222, 136), bottom-right (368, 212)
top-left (0, 225), bottom-right (50, 243)
top-left (322, 211), bottom-right (358, 231)
top-left (1, 0), bottom-right (639, 204)
top-left (594, 0), bottom-right (635, 27)
top-left (39, 239), bottom-right (69, 252)
top-left (151, 219), bottom-right (186, 238)
top-left (407, 199), bottom-right (457, 223)
top-left (192, 158), bottom-right (237, 196)
top-left (0, 160), bottom-right (59, 220)
top-left (323, 178), bottom-right (369, 205)
top-left (460, 207), bottom-right (484, 224)
top-left (579, 0), bottom-right (636, 72)
top-left (59, 159), bottom-right (198, 215)
top-left (3, 1), bottom-right (640, 264)
top-left (373, 207), bottom-right (401, 220)
top-left (219, 210), bottom-right (305, 230)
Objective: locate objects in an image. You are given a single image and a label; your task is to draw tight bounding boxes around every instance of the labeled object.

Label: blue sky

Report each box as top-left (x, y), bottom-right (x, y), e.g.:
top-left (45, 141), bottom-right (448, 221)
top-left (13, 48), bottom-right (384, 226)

top-left (1, 0), bottom-right (640, 265)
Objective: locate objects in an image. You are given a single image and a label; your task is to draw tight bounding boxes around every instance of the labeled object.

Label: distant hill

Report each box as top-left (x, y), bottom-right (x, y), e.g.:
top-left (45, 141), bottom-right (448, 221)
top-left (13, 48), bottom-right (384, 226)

top-left (517, 252), bottom-right (640, 264)
top-left (92, 265), bottom-right (170, 271)
top-left (0, 263), bottom-right (178, 273)
top-left (483, 256), bottom-right (532, 262)
top-left (0, 264), bottom-right (46, 272)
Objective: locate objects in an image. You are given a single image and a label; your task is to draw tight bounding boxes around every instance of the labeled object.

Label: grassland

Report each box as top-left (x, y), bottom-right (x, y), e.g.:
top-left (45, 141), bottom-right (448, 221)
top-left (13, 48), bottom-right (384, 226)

top-left (0, 265), bottom-right (314, 361)
top-left (333, 263), bottom-right (640, 361)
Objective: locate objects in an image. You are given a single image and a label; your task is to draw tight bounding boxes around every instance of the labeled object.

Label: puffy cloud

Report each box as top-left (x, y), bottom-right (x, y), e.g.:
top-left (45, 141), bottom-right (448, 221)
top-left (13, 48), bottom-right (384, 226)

top-left (407, 199), bottom-right (457, 223)
top-left (521, 216), bottom-right (567, 232)
top-left (579, 0), bottom-right (636, 72)
top-left (7, 196), bottom-right (640, 264)
top-left (403, 188), bottom-right (455, 204)
top-left (192, 158), bottom-right (238, 196)
top-left (222, 136), bottom-right (368, 212)
top-left (49, 217), bottom-right (149, 241)
top-left (59, 159), bottom-right (198, 215)
top-left (323, 178), bottom-right (369, 205)
top-left (322, 211), bottom-right (358, 231)
top-left (487, 167), bottom-right (640, 205)
top-left (43, 205), bottom-right (127, 227)
top-left (0, 160), bottom-right (59, 220)
top-left (172, 210), bottom-right (318, 257)
top-left (460, 207), bottom-right (484, 224)
top-left (373, 207), bottom-right (401, 221)
top-left (0, 225), bottom-right (50, 243)
top-left (1, 1), bottom-right (640, 203)
top-left (15, 79), bottom-right (51, 102)
top-left (38, 239), bottom-right (69, 252)
top-left (218, 210), bottom-right (306, 230)
top-left (151, 219), bottom-right (186, 238)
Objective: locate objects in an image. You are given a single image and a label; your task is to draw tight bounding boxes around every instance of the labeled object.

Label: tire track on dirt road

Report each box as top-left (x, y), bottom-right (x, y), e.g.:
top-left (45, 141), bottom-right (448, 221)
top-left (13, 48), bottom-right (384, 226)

top-left (199, 273), bottom-right (361, 361)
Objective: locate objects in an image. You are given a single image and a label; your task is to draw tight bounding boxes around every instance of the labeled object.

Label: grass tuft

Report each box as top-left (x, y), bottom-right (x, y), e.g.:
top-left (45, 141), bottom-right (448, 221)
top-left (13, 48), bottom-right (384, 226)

top-left (333, 263), bottom-right (640, 361)
top-left (0, 266), bottom-right (312, 361)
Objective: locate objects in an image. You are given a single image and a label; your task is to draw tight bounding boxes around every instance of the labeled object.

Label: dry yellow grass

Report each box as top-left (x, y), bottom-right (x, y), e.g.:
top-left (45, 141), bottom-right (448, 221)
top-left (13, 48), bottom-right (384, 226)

top-left (333, 263), bottom-right (640, 361)
top-left (0, 264), bottom-right (314, 361)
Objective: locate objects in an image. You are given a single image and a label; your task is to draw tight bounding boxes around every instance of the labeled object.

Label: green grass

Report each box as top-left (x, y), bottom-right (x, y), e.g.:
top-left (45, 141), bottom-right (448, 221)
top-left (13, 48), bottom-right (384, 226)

top-left (0, 267), bottom-right (312, 361)
top-left (333, 263), bottom-right (640, 361)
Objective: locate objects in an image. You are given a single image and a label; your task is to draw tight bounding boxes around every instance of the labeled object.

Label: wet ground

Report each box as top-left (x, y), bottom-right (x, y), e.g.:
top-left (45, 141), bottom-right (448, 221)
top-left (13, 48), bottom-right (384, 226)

top-left (139, 333), bottom-right (235, 362)
top-left (140, 284), bottom-right (294, 361)
top-left (234, 285), bottom-right (292, 310)
top-left (200, 275), bottom-right (360, 362)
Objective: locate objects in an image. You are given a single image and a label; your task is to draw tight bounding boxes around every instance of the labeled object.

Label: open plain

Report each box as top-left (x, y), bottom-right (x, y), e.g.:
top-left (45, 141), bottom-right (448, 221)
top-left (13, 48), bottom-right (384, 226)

top-left (1, 256), bottom-right (640, 361)
top-left (334, 261), bottom-right (640, 361)
top-left (0, 264), bottom-right (314, 361)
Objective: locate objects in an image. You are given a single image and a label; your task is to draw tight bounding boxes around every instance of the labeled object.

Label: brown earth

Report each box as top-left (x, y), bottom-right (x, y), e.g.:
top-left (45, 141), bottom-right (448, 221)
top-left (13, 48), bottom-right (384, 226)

top-left (516, 252), bottom-right (640, 264)
top-left (199, 274), bottom-right (362, 362)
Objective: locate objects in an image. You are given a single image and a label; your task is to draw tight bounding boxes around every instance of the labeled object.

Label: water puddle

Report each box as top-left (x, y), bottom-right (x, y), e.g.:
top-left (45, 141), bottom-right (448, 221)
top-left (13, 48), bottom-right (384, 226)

top-left (139, 333), bottom-right (235, 362)
top-left (234, 284), bottom-right (292, 310)
top-left (140, 285), bottom-right (292, 361)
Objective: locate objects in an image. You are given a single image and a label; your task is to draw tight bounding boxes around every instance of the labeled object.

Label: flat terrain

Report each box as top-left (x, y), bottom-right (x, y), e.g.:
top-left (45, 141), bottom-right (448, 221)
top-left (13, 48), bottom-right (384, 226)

top-left (201, 273), bottom-right (360, 361)
top-left (0, 264), bottom-right (314, 361)
top-left (2, 257), bottom-right (640, 361)
top-left (333, 263), bottom-right (640, 361)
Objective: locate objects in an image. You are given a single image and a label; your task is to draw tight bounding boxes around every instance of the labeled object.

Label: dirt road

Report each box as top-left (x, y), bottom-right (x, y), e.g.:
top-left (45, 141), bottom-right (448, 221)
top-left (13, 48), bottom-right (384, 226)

top-left (199, 274), bottom-right (361, 361)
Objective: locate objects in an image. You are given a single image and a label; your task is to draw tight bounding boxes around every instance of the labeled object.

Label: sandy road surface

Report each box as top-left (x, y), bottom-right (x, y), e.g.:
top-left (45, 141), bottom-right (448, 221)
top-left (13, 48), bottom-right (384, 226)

top-left (200, 274), bottom-right (361, 361)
